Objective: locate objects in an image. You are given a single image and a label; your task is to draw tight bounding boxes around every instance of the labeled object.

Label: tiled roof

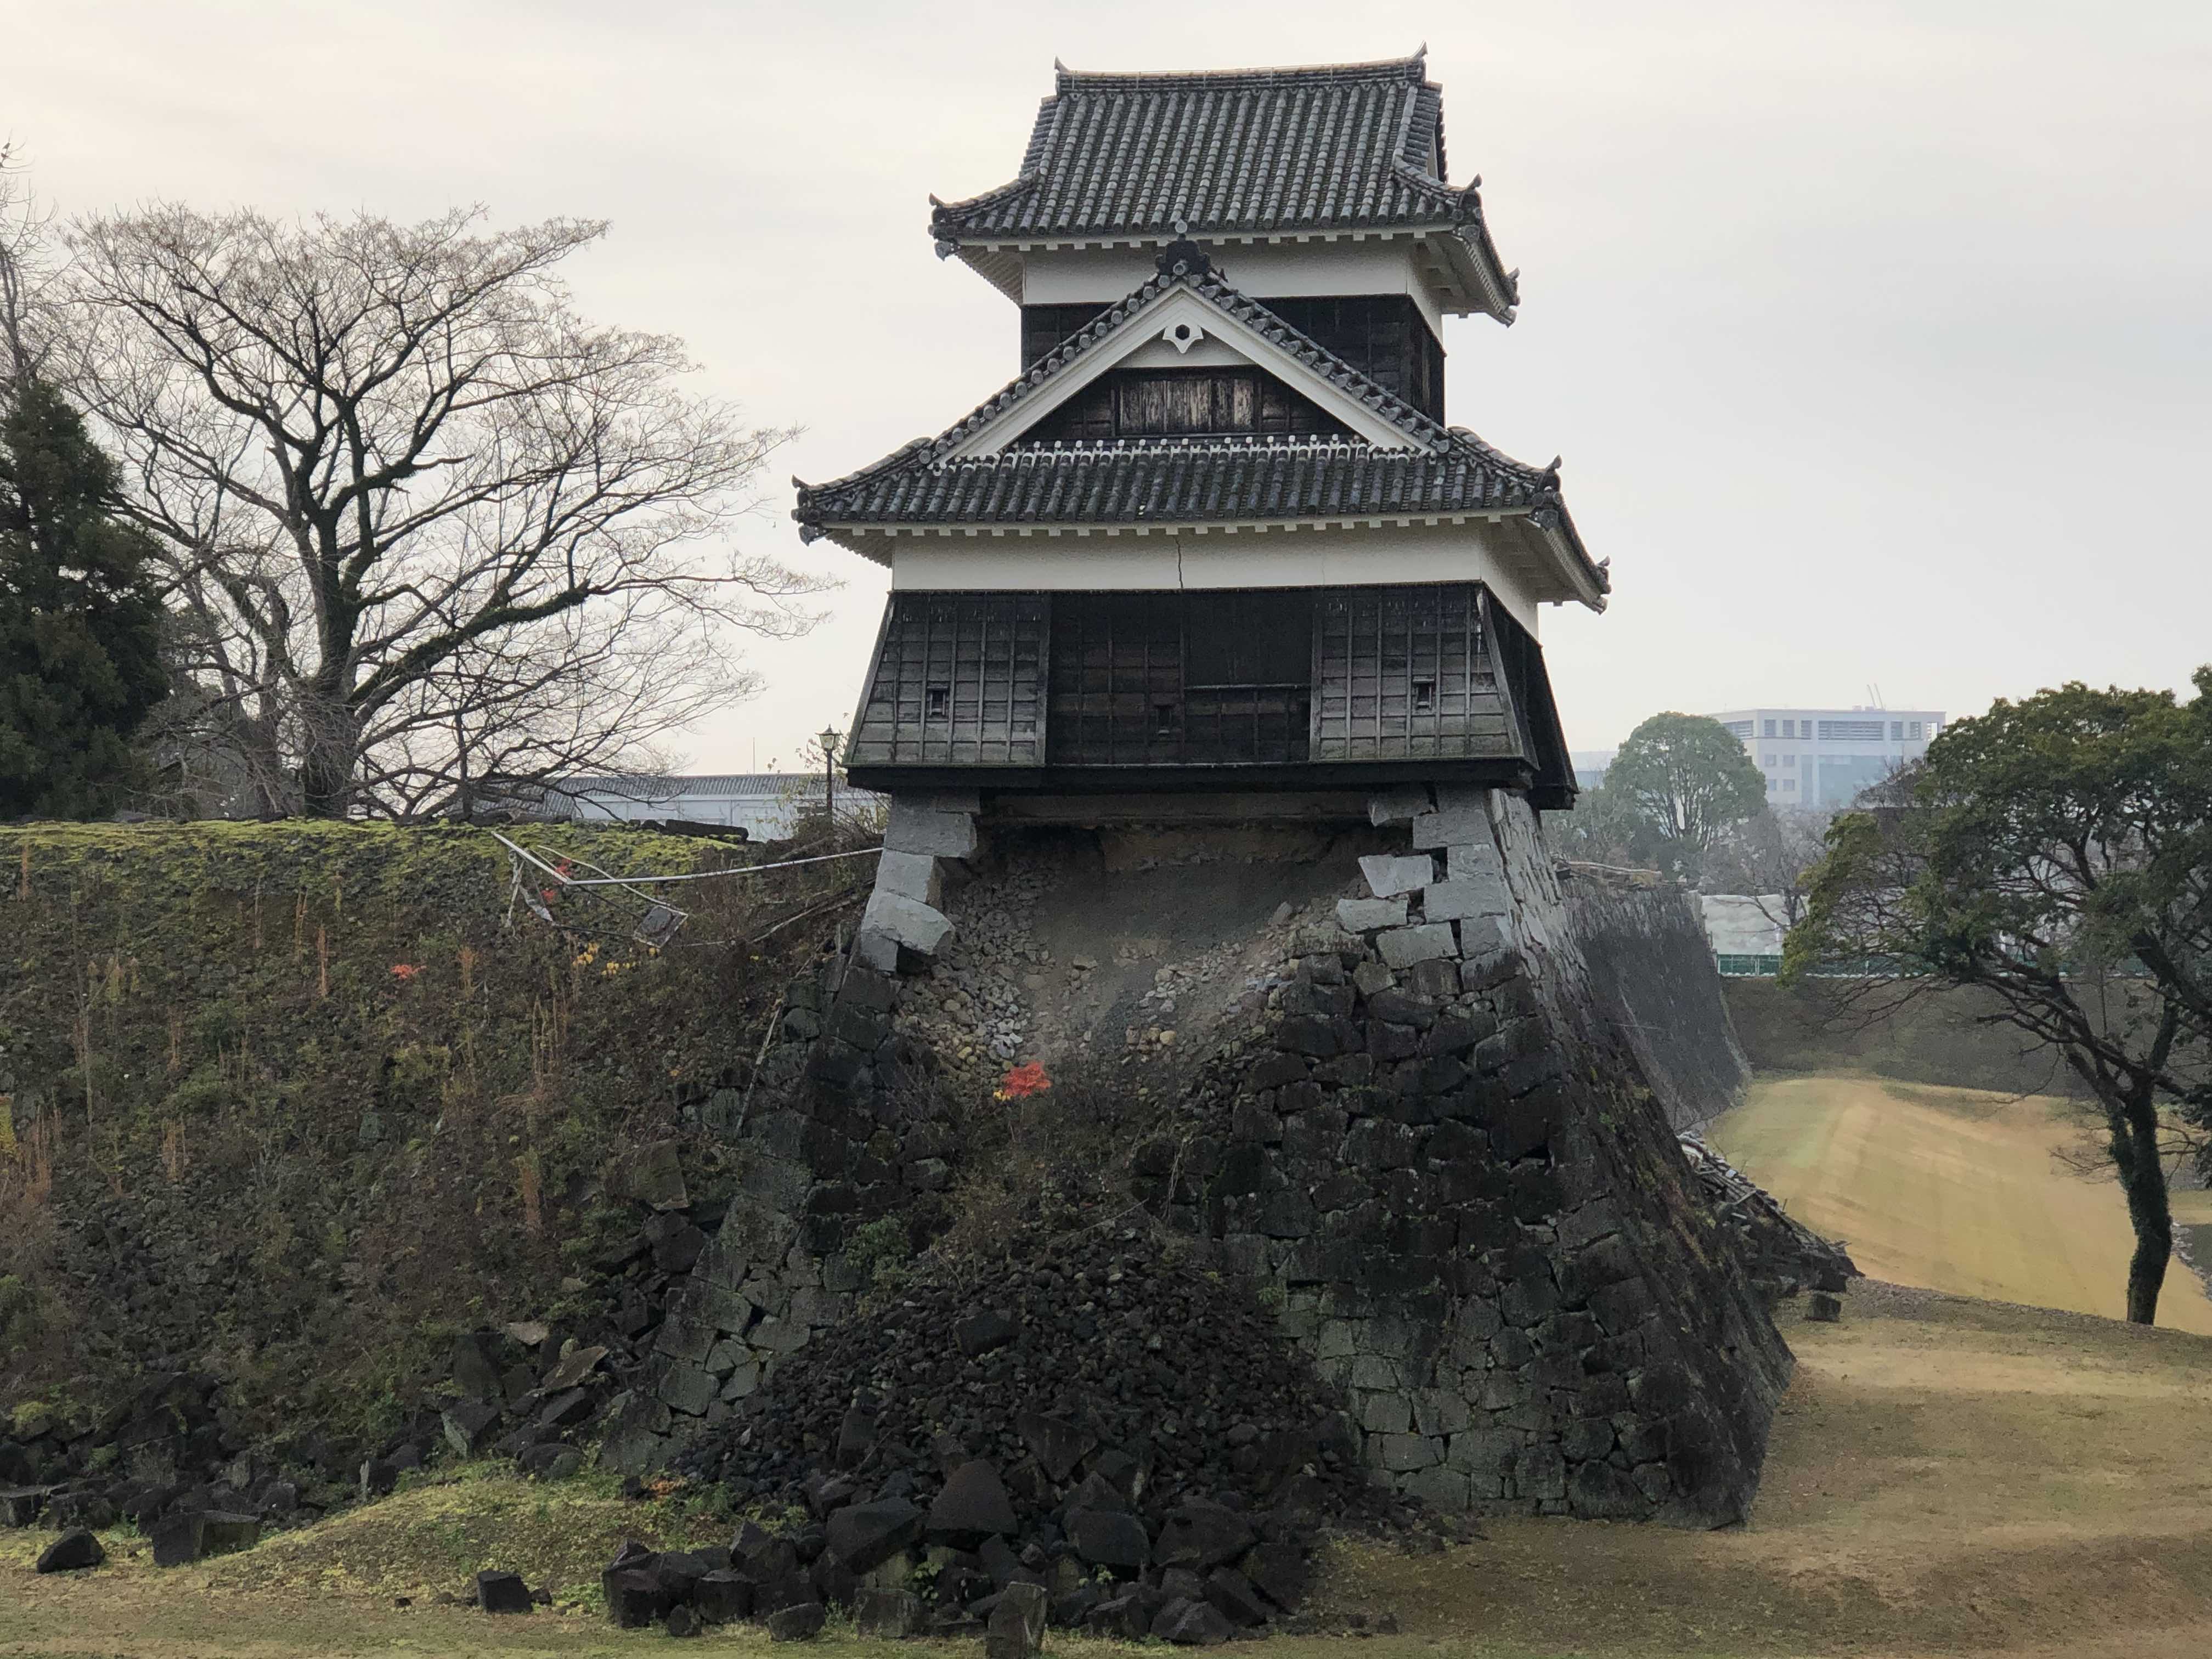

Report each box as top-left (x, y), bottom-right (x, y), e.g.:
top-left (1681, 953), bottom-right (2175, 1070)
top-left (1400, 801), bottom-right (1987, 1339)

top-left (795, 436), bottom-right (1553, 524)
top-left (792, 253), bottom-right (1604, 601)
top-left (929, 54), bottom-right (1515, 311)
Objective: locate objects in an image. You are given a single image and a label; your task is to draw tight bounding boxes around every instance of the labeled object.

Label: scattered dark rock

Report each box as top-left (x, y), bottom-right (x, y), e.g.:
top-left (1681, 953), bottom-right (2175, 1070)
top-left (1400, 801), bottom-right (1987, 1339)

top-left (928, 1459), bottom-right (1018, 1545)
top-left (854, 1585), bottom-right (923, 1638)
top-left (694, 1570), bottom-right (755, 1624)
top-left (605, 1567), bottom-right (668, 1628)
top-left (1807, 1293), bottom-right (1843, 1323)
top-left (765, 1600), bottom-right (827, 1641)
top-left (476, 1570), bottom-right (533, 1614)
top-left (665, 1603), bottom-right (702, 1638)
top-left (441, 1401), bottom-right (502, 1459)
top-left (1204, 1567), bottom-right (1271, 1628)
top-left (825, 1497), bottom-right (924, 1572)
top-left (1155, 1596), bottom-right (1238, 1645)
top-left (955, 1310), bottom-right (1017, 1356)
top-left (1068, 1507), bottom-right (1150, 1570)
top-left (986, 1581), bottom-right (1048, 1659)
top-left (36, 1528), bottom-right (105, 1573)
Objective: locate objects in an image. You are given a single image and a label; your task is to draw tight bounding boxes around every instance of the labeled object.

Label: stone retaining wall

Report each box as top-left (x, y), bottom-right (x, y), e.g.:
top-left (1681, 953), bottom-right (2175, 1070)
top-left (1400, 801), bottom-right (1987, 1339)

top-left (736, 783), bottom-right (1794, 1525)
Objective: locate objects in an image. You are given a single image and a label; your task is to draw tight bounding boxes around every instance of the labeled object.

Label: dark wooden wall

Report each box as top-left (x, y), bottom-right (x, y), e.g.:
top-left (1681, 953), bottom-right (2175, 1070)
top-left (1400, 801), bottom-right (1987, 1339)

top-left (847, 583), bottom-right (1564, 789)
top-left (1311, 585), bottom-right (1511, 761)
top-left (1023, 370), bottom-right (1350, 444)
top-left (848, 593), bottom-right (1048, 765)
top-left (1263, 296), bottom-right (1444, 422)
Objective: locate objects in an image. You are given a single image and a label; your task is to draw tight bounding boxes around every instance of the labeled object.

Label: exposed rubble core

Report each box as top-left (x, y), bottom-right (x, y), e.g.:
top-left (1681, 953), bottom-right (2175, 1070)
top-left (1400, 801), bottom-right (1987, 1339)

top-left (669, 1216), bottom-right (1452, 1640)
top-left (766, 783), bottom-right (1798, 1527)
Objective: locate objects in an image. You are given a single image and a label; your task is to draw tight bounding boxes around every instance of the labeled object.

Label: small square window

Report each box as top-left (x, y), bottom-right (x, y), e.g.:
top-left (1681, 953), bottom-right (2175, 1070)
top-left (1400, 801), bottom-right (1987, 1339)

top-left (1154, 703), bottom-right (1176, 736)
top-left (1782, 777), bottom-right (1796, 791)
top-left (1910, 721), bottom-right (1924, 740)
top-left (1891, 721), bottom-right (1904, 741)
top-left (1412, 679), bottom-right (1436, 713)
top-left (1782, 719), bottom-right (1797, 738)
top-left (1762, 719), bottom-right (1777, 737)
top-left (926, 685), bottom-right (949, 720)
top-left (1784, 753), bottom-right (1795, 766)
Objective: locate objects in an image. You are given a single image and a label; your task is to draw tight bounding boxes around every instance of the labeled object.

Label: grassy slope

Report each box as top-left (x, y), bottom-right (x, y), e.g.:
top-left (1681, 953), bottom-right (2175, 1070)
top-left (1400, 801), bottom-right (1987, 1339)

top-left (1709, 1074), bottom-right (2212, 1333)
top-left (0, 819), bottom-right (861, 1441)
top-left (8, 1286), bottom-right (2212, 1658)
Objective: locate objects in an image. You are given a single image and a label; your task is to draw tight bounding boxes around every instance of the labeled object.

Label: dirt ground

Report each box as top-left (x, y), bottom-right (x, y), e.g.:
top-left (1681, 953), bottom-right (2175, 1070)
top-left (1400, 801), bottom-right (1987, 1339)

top-left (7, 1283), bottom-right (2212, 1659)
top-left (1708, 1073), bottom-right (2212, 1334)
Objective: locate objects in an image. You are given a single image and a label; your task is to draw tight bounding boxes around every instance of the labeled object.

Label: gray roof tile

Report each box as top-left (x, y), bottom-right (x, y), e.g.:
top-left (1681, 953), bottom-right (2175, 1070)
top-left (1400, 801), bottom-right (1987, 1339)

top-left (792, 252), bottom-right (1602, 598)
top-left (929, 54), bottom-right (1514, 309)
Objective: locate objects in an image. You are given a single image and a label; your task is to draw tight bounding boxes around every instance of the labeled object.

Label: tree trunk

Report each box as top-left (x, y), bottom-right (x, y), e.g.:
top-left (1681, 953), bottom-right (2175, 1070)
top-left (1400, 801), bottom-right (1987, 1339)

top-left (2107, 1086), bottom-right (2171, 1325)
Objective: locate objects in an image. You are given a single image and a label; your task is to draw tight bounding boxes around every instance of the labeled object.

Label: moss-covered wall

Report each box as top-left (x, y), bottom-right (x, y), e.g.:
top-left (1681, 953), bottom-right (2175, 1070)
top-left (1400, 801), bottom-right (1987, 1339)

top-left (0, 821), bottom-right (859, 1447)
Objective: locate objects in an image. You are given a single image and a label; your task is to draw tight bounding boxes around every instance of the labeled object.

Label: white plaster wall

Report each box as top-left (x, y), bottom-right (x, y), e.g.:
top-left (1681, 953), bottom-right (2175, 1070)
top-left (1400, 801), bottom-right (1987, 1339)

top-left (872, 520), bottom-right (1550, 634)
top-left (1019, 241), bottom-right (1447, 336)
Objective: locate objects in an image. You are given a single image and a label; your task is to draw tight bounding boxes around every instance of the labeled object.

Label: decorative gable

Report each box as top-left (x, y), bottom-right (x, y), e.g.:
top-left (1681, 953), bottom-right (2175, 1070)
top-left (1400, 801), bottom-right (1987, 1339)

top-left (944, 279), bottom-right (1421, 456)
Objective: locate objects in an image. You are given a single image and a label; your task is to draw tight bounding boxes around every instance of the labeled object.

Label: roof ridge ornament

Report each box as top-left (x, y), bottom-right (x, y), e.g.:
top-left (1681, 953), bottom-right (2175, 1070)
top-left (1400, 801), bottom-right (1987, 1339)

top-left (1155, 236), bottom-right (1212, 279)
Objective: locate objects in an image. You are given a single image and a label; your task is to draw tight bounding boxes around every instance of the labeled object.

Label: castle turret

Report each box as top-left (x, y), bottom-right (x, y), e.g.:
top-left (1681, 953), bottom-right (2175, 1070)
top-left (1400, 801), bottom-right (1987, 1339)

top-left (798, 55), bottom-right (1604, 814)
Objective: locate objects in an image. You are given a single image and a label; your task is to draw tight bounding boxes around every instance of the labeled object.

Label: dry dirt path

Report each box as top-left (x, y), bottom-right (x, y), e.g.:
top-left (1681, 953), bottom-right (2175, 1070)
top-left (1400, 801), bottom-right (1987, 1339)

top-left (1708, 1073), bottom-right (2212, 1333)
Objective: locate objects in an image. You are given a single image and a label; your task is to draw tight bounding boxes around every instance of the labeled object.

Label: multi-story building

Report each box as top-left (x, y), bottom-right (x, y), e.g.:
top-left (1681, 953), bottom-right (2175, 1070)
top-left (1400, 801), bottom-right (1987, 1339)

top-left (1708, 706), bottom-right (1945, 809)
top-left (799, 53), bottom-right (1604, 817)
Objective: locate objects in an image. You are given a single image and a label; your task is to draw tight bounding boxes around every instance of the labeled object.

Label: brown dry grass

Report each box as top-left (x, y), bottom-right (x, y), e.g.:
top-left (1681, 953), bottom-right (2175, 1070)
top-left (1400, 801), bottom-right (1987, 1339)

top-left (1708, 1073), bottom-right (2212, 1333)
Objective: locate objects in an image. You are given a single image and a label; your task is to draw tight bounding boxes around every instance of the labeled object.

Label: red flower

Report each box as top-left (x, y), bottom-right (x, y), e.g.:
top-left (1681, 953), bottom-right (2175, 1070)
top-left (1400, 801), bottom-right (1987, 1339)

top-left (994, 1062), bottom-right (1052, 1101)
top-left (390, 963), bottom-right (421, 981)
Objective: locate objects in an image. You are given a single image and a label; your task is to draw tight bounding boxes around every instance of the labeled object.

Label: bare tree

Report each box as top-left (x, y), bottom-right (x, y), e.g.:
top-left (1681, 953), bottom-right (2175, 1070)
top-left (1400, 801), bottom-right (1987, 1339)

top-left (0, 143), bottom-right (59, 399)
top-left (63, 205), bottom-right (827, 818)
top-left (1705, 806), bottom-right (1832, 929)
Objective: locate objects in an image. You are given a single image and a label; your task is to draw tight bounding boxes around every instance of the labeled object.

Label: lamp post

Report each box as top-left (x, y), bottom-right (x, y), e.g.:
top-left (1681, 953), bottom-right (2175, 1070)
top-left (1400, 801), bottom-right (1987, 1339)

top-left (819, 726), bottom-right (842, 828)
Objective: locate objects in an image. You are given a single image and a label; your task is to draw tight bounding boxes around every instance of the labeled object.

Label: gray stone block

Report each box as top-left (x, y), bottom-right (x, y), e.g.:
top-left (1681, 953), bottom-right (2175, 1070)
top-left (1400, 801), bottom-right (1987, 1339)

top-left (1377, 924), bottom-right (1457, 968)
top-left (1377, 1432), bottom-right (1440, 1471)
top-left (1410, 788), bottom-right (1488, 850)
top-left (1423, 874), bottom-right (1510, 922)
top-left (1358, 853), bottom-right (1435, 898)
top-left (883, 800), bottom-right (978, 859)
top-left (660, 1362), bottom-right (718, 1416)
top-left (859, 890), bottom-right (955, 961)
top-left (1351, 961), bottom-right (1395, 996)
top-left (1335, 896), bottom-right (1407, 934)
top-left (1367, 786), bottom-right (1431, 826)
top-left (1456, 916), bottom-right (1510, 958)
top-left (1402, 1465), bottom-right (1470, 1511)
top-left (874, 849), bottom-right (942, 905)
top-left (1447, 837), bottom-right (1506, 878)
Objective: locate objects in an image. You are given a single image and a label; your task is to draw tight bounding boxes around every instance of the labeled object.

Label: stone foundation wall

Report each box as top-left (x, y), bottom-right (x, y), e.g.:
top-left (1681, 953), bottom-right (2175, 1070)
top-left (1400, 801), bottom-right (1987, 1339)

top-left (1566, 880), bottom-right (1752, 1131)
top-left (738, 783), bottom-right (1793, 1525)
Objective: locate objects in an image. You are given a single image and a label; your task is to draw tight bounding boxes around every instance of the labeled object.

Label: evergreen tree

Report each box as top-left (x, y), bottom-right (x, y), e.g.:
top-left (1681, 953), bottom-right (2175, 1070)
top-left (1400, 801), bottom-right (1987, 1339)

top-left (0, 379), bottom-right (168, 817)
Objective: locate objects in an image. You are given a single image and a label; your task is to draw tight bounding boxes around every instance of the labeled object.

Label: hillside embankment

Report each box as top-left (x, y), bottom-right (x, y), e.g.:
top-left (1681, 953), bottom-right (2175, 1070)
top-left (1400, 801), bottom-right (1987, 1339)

top-left (9, 1284), bottom-right (2212, 1658)
top-left (1711, 1075), bottom-right (2212, 1333)
top-left (1725, 978), bottom-right (2091, 1097)
top-left (0, 820), bottom-right (867, 1469)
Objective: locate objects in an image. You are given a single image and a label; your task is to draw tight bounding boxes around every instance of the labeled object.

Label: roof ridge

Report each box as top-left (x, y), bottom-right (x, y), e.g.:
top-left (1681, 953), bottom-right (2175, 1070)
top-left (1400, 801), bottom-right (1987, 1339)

top-left (1052, 53), bottom-right (1429, 94)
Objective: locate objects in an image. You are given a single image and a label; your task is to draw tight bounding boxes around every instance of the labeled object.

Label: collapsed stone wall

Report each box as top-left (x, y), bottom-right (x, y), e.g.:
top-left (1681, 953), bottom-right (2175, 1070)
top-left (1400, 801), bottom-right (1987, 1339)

top-left (1565, 879), bottom-right (1752, 1131)
top-left (786, 784), bottom-right (1796, 1527)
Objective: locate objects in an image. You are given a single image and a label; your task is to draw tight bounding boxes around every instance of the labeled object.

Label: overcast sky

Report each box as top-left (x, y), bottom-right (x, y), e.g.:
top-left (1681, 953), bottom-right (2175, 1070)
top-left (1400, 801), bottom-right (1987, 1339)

top-left (14, 1), bottom-right (2210, 770)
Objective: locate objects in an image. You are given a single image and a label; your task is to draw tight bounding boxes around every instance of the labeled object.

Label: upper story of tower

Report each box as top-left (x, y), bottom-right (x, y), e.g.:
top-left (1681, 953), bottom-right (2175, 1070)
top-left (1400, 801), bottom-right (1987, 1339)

top-left (928, 53), bottom-right (1518, 419)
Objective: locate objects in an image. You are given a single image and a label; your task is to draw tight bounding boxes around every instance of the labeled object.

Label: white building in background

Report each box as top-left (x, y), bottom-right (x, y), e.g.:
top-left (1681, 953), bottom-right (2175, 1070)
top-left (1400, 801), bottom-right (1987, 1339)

top-left (1707, 706), bottom-right (1944, 810)
top-left (1699, 893), bottom-right (1788, 974)
top-left (529, 773), bottom-right (886, 841)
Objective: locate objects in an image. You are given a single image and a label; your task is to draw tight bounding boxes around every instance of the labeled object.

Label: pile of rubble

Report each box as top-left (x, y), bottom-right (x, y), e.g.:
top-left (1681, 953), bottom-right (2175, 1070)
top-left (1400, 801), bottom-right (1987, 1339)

top-left (668, 1216), bottom-right (1456, 1641)
top-left (1678, 1134), bottom-right (1858, 1299)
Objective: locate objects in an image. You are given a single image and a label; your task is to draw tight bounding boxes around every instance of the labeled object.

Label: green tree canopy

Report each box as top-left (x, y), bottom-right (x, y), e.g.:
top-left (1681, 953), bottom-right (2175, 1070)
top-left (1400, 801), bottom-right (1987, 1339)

top-left (0, 379), bottom-right (168, 818)
top-left (1788, 674), bottom-right (2212, 1323)
top-left (1601, 712), bottom-right (1769, 873)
